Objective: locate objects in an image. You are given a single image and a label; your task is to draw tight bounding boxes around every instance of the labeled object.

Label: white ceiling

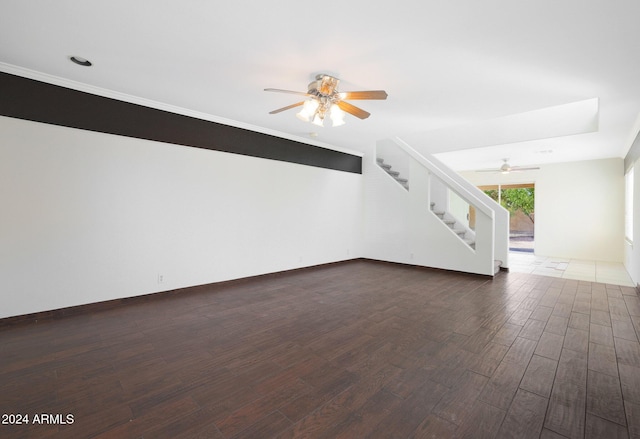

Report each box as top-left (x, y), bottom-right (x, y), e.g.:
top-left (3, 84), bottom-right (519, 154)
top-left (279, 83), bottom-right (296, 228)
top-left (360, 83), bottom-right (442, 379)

top-left (2, 0), bottom-right (640, 171)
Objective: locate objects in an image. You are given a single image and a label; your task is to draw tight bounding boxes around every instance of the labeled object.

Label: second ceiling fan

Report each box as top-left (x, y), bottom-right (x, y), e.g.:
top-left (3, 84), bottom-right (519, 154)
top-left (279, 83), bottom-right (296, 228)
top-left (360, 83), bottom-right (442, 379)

top-left (476, 159), bottom-right (540, 174)
top-left (265, 74), bottom-right (387, 127)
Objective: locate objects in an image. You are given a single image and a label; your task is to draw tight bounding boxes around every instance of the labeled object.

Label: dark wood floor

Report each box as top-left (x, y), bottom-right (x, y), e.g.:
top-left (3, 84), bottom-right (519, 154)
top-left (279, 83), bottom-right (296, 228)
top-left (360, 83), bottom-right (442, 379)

top-left (1, 260), bottom-right (639, 438)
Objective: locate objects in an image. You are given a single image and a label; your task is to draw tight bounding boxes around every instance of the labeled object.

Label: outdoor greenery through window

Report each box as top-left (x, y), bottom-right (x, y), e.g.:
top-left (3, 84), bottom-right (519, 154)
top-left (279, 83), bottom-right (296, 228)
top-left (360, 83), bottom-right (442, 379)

top-left (480, 184), bottom-right (535, 252)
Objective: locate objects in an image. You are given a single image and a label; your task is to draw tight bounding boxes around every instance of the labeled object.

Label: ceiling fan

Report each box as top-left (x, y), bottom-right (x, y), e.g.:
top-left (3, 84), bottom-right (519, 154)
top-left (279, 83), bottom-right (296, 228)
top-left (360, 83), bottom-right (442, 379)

top-left (476, 159), bottom-right (540, 174)
top-left (265, 74), bottom-right (387, 127)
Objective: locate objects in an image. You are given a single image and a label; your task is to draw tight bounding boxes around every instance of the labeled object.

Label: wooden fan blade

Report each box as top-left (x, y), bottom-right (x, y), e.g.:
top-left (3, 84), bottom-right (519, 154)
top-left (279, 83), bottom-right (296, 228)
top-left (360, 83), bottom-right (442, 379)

top-left (264, 88), bottom-right (312, 97)
top-left (269, 101), bottom-right (304, 114)
top-left (337, 101), bottom-right (370, 119)
top-left (340, 90), bottom-right (388, 100)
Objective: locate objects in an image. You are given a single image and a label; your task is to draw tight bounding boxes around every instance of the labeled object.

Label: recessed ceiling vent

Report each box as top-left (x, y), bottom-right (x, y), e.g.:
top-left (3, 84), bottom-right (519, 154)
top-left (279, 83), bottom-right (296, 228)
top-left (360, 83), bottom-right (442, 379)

top-left (69, 56), bottom-right (92, 67)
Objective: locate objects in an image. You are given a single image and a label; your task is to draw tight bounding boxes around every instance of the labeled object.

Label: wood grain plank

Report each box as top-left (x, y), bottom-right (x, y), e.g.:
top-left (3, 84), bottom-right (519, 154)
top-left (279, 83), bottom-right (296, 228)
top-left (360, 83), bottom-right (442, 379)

top-left (588, 342), bottom-right (619, 377)
top-left (453, 400), bottom-right (506, 439)
top-left (230, 410), bottom-right (292, 439)
top-left (569, 311), bottom-right (591, 331)
top-left (491, 323), bottom-right (523, 346)
top-left (545, 315), bottom-right (569, 336)
top-left (502, 336), bottom-right (537, 365)
top-left (585, 413), bottom-right (630, 439)
top-left (612, 318), bottom-right (639, 342)
top-left (618, 363), bottom-right (640, 404)
top-left (591, 323), bottom-right (615, 346)
top-left (530, 306), bottom-right (554, 322)
top-left (592, 309), bottom-right (613, 327)
top-left (519, 319), bottom-right (547, 341)
top-left (545, 349), bottom-right (588, 438)
top-left (564, 327), bottom-right (589, 353)
top-left (468, 342), bottom-right (509, 377)
top-left (535, 331), bottom-right (565, 360)
top-left (520, 355), bottom-right (558, 398)
top-left (433, 370), bottom-right (488, 425)
top-left (412, 414), bottom-right (457, 439)
top-left (479, 359), bottom-right (528, 410)
top-left (496, 389), bottom-right (548, 439)
top-left (327, 389), bottom-right (403, 439)
top-left (586, 370), bottom-right (627, 426)
top-left (623, 295), bottom-right (640, 317)
top-left (349, 379), bottom-right (449, 439)
top-left (614, 337), bottom-right (640, 366)
top-left (625, 400), bottom-right (640, 439)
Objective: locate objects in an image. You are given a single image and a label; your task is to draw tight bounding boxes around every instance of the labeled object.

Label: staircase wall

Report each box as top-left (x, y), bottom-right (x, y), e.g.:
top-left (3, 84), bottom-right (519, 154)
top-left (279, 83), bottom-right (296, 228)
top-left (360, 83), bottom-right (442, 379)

top-left (364, 141), bottom-right (496, 276)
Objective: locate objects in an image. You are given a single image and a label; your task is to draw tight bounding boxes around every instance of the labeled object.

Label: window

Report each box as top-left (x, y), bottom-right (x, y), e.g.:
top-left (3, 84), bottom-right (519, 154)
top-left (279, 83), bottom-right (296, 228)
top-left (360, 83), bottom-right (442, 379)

top-left (625, 166), bottom-right (634, 243)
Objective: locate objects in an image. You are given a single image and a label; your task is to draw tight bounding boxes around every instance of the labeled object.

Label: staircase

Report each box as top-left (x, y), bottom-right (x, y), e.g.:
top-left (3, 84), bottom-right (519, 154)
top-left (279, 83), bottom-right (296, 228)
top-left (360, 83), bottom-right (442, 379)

top-left (377, 158), bottom-right (409, 190)
top-left (429, 202), bottom-right (476, 250)
top-left (377, 157), bottom-right (476, 251)
top-left (376, 153), bottom-right (505, 276)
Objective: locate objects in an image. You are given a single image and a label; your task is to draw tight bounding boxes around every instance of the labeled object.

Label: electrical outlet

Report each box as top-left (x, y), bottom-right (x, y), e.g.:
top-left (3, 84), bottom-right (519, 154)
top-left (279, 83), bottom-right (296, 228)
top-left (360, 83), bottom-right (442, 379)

top-left (158, 274), bottom-right (164, 284)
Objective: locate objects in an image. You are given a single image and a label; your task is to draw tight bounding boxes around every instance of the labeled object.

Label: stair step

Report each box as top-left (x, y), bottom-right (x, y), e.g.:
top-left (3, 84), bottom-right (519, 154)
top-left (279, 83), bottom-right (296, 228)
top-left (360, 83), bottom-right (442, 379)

top-left (433, 210), bottom-right (445, 217)
top-left (377, 157), bottom-right (409, 190)
top-left (453, 229), bottom-right (466, 237)
top-left (430, 202), bottom-right (436, 207)
top-left (464, 238), bottom-right (475, 249)
top-left (443, 219), bottom-right (456, 226)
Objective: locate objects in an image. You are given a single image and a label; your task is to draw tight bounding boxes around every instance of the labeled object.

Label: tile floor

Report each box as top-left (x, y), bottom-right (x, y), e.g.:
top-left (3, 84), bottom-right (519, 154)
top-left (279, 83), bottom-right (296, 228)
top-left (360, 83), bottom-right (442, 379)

top-left (508, 251), bottom-right (636, 287)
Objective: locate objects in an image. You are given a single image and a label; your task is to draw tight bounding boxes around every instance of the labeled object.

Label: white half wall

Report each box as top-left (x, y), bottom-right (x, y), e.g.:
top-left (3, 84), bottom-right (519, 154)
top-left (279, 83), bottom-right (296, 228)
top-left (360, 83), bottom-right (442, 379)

top-left (0, 116), bottom-right (363, 319)
top-left (461, 157), bottom-right (624, 262)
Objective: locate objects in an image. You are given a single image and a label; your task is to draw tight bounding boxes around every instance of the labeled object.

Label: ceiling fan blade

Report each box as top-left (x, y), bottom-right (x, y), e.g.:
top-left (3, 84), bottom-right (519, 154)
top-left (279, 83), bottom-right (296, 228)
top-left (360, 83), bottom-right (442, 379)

top-left (340, 90), bottom-right (388, 100)
top-left (264, 88), bottom-right (312, 97)
top-left (511, 166), bottom-right (541, 171)
top-left (337, 101), bottom-right (370, 119)
top-left (475, 169), bottom-right (500, 173)
top-left (269, 101), bottom-right (305, 114)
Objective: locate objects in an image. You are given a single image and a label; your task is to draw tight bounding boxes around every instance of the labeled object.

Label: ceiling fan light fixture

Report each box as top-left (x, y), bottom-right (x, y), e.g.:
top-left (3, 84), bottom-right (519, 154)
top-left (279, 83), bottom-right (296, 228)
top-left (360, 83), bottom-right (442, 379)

top-left (312, 113), bottom-right (324, 127)
top-left (329, 104), bottom-right (345, 127)
top-left (296, 99), bottom-right (319, 122)
top-left (296, 110), bottom-right (310, 122)
top-left (266, 74), bottom-right (387, 126)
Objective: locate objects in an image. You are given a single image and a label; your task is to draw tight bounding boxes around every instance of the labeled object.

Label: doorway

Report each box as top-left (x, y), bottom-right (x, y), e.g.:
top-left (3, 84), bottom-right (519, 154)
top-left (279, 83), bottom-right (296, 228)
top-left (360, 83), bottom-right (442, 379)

top-left (478, 183), bottom-right (535, 253)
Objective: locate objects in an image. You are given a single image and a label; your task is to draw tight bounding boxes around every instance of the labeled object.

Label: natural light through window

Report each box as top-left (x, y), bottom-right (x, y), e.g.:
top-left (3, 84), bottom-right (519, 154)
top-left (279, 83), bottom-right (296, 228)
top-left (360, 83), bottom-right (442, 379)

top-left (625, 166), bottom-right (634, 243)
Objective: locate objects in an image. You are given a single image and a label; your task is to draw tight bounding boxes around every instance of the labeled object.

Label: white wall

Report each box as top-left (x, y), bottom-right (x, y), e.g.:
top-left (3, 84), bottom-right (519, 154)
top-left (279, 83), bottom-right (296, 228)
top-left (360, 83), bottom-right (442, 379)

top-left (0, 116), bottom-right (363, 319)
top-left (624, 158), bottom-right (640, 285)
top-left (460, 157), bottom-right (624, 262)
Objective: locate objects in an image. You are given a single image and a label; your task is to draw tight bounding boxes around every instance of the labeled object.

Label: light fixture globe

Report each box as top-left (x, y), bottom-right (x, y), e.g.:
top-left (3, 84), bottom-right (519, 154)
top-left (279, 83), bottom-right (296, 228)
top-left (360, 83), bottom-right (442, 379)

top-left (329, 104), bottom-right (345, 127)
top-left (296, 99), bottom-right (319, 122)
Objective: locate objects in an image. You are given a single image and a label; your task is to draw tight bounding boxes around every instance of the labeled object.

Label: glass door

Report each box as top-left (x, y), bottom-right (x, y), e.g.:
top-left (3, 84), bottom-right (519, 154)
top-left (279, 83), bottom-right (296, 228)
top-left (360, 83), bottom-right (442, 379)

top-left (479, 184), bottom-right (535, 253)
